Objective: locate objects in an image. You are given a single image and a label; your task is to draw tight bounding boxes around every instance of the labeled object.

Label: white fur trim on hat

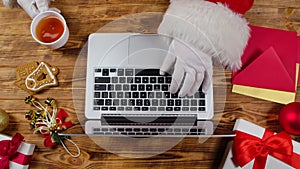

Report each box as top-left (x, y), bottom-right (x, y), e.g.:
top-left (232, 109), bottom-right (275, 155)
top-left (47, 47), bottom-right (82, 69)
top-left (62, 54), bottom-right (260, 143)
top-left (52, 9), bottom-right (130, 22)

top-left (158, 0), bottom-right (250, 70)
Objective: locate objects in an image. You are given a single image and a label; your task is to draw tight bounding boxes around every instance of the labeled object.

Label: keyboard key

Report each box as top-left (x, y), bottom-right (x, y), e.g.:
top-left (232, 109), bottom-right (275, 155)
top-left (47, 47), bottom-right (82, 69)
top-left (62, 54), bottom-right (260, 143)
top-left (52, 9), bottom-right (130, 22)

top-left (160, 100), bottom-right (166, 106)
top-left (175, 100), bottom-right (181, 106)
top-left (199, 107), bottom-right (206, 111)
top-left (117, 69), bottom-right (124, 76)
top-left (109, 92), bottom-right (116, 98)
top-left (150, 77), bottom-right (156, 83)
top-left (126, 107), bottom-right (133, 111)
top-left (94, 92), bottom-right (100, 98)
top-left (102, 69), bottom-right (109, 76)
top-left (150, 107), bottom-right (157, 111)
top-left (94, 107), bottom-right (100, 111)
top-left (191, 100), bottom-right (197, 106)
top-left (135, 77), bottom-right (141, 83)
top-left (183, 100), bottom-right (189, 106)
top-left (182, 107), bottom-right (189, 111)
top-left (146, 85), bottom-right (152, 91)
top-left (190, 107), bottom-right (197, 111)
top-left (142, 107), bottom-right (149, 111)
top-left (110, 107), bottom-right (117, 111)
top-left (166, 77), bottom-right (172, 83)
top-left (140, 92), bottom-right (147, 98)
top-left (152, 100), bottom-right (158, 106)
top-left (131, 85), bottom-right (137, 91)
top-left (94, 99), bottom-right (104, 105)
top-left (158, 107), bottom-right (165, 111)
top-left (154, 85), bottom-right (160, 90)
top-left (144, 100), bottom-right (150, 106)
top-left (115, 84), bottom-right (122, 91)
top-left (166, 107), bottom-right (173, 111)
top-left (127, 77), bottom-right (133, 83)
top-left (101, 107), bottom-right (109, 111)
top-left (95, 77), bottom-right (110, 83)
top-left (162, 85), bottom-right (168, 91)
top-left (121, 99), bottom-right (127, 106)
top-left (174, 107), bottom-right (181, 111)
top-left (105, 99), bottom-right (112, 106)
top-left (118, 107), bottom-right (125, 111)
top-left (113, 99), bottom-right (120, 106)
top-left (107, 84), bottom-right (114, 90)
top-left (123, 84), bottom-right (130, 91)
top-left (110, 69), bottom-right (116, 73)
top-left (119, 77), bottom-right (126, 83)
top-left (124, 92), bottom-right (131, 98)
top-left (112, 77), bottom-right (118, 83)
top-left (171, 93), bottom-right (178, 98)
top-left (129, 99), bottom-right (135, 106)
top-left (142, 77), bottom-right (149, 83)
top-left (148, 92), bottom-right (155, 98)
top-left (95, 84), bottom-right (106, 91)
top-left (167, 100), bottom-right (174, 106)
top-left (134, 107), bottom-right (141, 111)
top-left (95, 69), bottom-right (101, 72)
top-left (102, 92), bottom-right (109, 98)
top-left (138, 85), bottom-right (145, 91)
top-left (136, 99), bottom-right (143, 106)
top-left (117, 92), bottom-right (123, 98)
top-left (199, 100), bottom-right (205, 106)
top-left (133, 92), bottom-right (139, 98)
top-left (125, 69), bottom-right (134, 76)
top-left (156, 92), bottom-right (163, 98)
top-left (164, 92), bottom-right (171, 98)
top-left (158, 77), bottom-right (164, 83)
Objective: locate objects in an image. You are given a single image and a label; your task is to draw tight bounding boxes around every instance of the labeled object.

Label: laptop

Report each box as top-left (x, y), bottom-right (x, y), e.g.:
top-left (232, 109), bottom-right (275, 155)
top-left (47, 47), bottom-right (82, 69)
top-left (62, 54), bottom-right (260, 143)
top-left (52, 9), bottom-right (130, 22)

top-left (84, 33), bottom-right (214, 137)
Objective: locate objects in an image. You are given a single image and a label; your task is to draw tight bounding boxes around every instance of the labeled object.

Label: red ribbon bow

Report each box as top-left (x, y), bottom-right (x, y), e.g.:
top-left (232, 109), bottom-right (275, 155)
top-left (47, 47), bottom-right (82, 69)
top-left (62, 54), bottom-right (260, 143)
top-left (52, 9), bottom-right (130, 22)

top-left (42, 109), bottom-right (72, 147)
top-left (0, 133), bottom-right (32, 169)
top-left (233, 130), bottom-right (300, 169)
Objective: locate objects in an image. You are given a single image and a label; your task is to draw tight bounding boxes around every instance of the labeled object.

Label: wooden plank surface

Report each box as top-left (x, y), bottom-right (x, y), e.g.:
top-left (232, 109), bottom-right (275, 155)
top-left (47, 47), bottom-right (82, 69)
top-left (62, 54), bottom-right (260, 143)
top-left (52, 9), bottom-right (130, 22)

top-left (1, 0), bottom-right (300, 168)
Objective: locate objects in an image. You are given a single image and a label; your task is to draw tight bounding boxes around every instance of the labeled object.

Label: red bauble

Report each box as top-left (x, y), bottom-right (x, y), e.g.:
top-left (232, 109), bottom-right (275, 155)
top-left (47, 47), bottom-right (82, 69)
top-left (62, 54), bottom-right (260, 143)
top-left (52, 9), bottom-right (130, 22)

top-left (279, 102), bottom-right (300, 135)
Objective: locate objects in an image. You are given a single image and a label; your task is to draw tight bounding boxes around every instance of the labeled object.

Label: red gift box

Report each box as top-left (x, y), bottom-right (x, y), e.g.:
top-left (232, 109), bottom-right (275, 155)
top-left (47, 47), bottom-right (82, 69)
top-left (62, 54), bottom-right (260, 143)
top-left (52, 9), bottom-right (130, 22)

top-left (0, 133), bottom-right (35, 169)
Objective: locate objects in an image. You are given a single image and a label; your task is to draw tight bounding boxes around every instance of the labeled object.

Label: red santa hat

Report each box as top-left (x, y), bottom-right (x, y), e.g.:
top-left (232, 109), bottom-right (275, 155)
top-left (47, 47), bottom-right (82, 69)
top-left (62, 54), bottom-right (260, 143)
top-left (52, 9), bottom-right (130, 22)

top-left (158, 0), bottom-right (254, 70)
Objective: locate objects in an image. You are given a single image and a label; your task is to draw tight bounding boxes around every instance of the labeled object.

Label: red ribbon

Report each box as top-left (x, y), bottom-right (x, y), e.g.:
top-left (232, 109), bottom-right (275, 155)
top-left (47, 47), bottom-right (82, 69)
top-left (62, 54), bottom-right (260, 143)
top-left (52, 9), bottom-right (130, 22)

top-left (0, 133), bottom-right (32, 169)
top-left (42, 109), bottom-right (72, 147)
top-left (233, 130), bottom-right (300, 169)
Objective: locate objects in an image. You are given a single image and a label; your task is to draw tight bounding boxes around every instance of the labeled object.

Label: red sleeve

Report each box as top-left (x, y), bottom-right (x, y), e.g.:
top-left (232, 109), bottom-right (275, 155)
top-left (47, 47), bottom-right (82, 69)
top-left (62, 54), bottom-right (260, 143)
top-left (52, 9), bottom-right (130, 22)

top-left (206, 0), bottom-right (254, 14)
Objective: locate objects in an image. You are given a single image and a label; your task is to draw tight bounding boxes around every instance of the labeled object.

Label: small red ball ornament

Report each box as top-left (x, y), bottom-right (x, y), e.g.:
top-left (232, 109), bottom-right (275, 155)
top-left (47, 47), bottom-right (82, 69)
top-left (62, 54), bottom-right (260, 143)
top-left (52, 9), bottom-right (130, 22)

top-left (279, 102), bottom-right (300, 135)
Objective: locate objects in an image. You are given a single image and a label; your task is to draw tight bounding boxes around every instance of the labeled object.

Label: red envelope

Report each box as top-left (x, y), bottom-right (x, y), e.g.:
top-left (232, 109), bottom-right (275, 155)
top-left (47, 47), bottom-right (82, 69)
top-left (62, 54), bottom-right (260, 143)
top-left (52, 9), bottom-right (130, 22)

top-left (232, 25), bottom-right (298, 92)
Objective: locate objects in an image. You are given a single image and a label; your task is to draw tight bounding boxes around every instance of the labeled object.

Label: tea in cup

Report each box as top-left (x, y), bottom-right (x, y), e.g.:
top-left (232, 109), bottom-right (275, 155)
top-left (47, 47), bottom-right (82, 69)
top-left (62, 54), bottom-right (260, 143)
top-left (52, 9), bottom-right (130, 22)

top-left (31, 10), bottom-right (69, 49)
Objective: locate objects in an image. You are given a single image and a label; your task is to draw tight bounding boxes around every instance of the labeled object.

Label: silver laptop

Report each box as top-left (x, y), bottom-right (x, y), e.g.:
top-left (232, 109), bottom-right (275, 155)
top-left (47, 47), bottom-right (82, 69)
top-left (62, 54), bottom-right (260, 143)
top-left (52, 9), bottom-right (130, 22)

top-left (84, 33), bottom-right (214, 137)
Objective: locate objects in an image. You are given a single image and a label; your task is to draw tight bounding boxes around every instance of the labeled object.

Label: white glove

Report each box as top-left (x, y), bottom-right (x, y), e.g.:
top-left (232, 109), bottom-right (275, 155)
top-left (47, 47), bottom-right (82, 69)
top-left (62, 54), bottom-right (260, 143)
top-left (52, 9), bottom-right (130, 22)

top-left (160, 39), bottom-right (213, 97)
top-left (17, 0), bottom-right (58, 19)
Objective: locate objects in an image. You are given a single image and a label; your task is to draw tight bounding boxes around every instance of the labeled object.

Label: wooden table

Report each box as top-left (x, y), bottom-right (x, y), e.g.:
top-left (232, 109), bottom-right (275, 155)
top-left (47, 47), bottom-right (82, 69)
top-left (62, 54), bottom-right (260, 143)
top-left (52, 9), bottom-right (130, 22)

top-left (1, 0), bottom-right (300, 168)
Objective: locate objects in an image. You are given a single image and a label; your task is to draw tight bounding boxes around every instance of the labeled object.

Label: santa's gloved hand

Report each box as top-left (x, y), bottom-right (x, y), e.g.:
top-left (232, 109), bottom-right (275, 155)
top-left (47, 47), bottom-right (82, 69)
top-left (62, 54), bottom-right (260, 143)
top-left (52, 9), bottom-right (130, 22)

top-left (17, 0), bottom-right (58, 19)
top-left (160, 39), bottom-right (213, 97)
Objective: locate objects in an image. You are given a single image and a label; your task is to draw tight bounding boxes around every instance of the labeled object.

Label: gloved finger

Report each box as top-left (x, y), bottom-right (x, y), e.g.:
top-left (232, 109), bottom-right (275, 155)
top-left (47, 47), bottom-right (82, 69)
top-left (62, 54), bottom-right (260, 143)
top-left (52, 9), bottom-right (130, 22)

top-left (188, 71), bottom-right (204, 96)
top-left (201, 70), bottom-right (212, 93)
top-left (178, 69), bottom-right (196, 97)
top-left (35, 0), bottom-right (49, 12)
top-left (17, 0), bottom-right (39, 19)
top-left (160, 50), bottom-right (176, 75)
top-left (169, 63), bottom-right (185, 93)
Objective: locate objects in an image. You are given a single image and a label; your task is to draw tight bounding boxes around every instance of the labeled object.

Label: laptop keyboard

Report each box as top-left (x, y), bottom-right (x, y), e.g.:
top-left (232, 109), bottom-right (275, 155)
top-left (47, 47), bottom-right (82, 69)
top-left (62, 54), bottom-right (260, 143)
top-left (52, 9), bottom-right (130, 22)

top-left (93, 68), bottom-right (206, 112)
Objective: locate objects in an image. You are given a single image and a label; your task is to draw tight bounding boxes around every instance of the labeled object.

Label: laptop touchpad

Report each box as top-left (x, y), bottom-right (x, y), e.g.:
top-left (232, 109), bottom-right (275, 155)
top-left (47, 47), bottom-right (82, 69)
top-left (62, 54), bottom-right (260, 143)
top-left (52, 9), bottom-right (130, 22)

top-left (128, 34), bottom-right (170, 68)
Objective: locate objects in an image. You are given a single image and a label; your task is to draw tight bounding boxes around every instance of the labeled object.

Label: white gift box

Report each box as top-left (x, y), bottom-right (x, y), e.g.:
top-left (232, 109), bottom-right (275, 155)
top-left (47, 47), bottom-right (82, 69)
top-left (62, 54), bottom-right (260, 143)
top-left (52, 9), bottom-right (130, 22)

top-left (0, 134), bottom-right (35, 169)
top-left (220, 119), bottom-right (300, 169)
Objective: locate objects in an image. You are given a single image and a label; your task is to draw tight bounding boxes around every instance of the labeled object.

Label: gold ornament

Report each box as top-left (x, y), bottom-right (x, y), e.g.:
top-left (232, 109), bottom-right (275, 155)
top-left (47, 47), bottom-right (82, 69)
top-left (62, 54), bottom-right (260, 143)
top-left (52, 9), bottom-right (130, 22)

top-left (0, 109), bottom-right (9, 132)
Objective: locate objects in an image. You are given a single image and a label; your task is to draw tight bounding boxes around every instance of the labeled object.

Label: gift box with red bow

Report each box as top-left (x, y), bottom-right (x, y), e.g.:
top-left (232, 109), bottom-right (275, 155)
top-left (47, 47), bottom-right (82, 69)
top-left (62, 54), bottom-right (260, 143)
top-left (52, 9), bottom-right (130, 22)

top-left (220, 119), bottom-right (300, 169)
top-left (0, 133), bottom-right (35, 169)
